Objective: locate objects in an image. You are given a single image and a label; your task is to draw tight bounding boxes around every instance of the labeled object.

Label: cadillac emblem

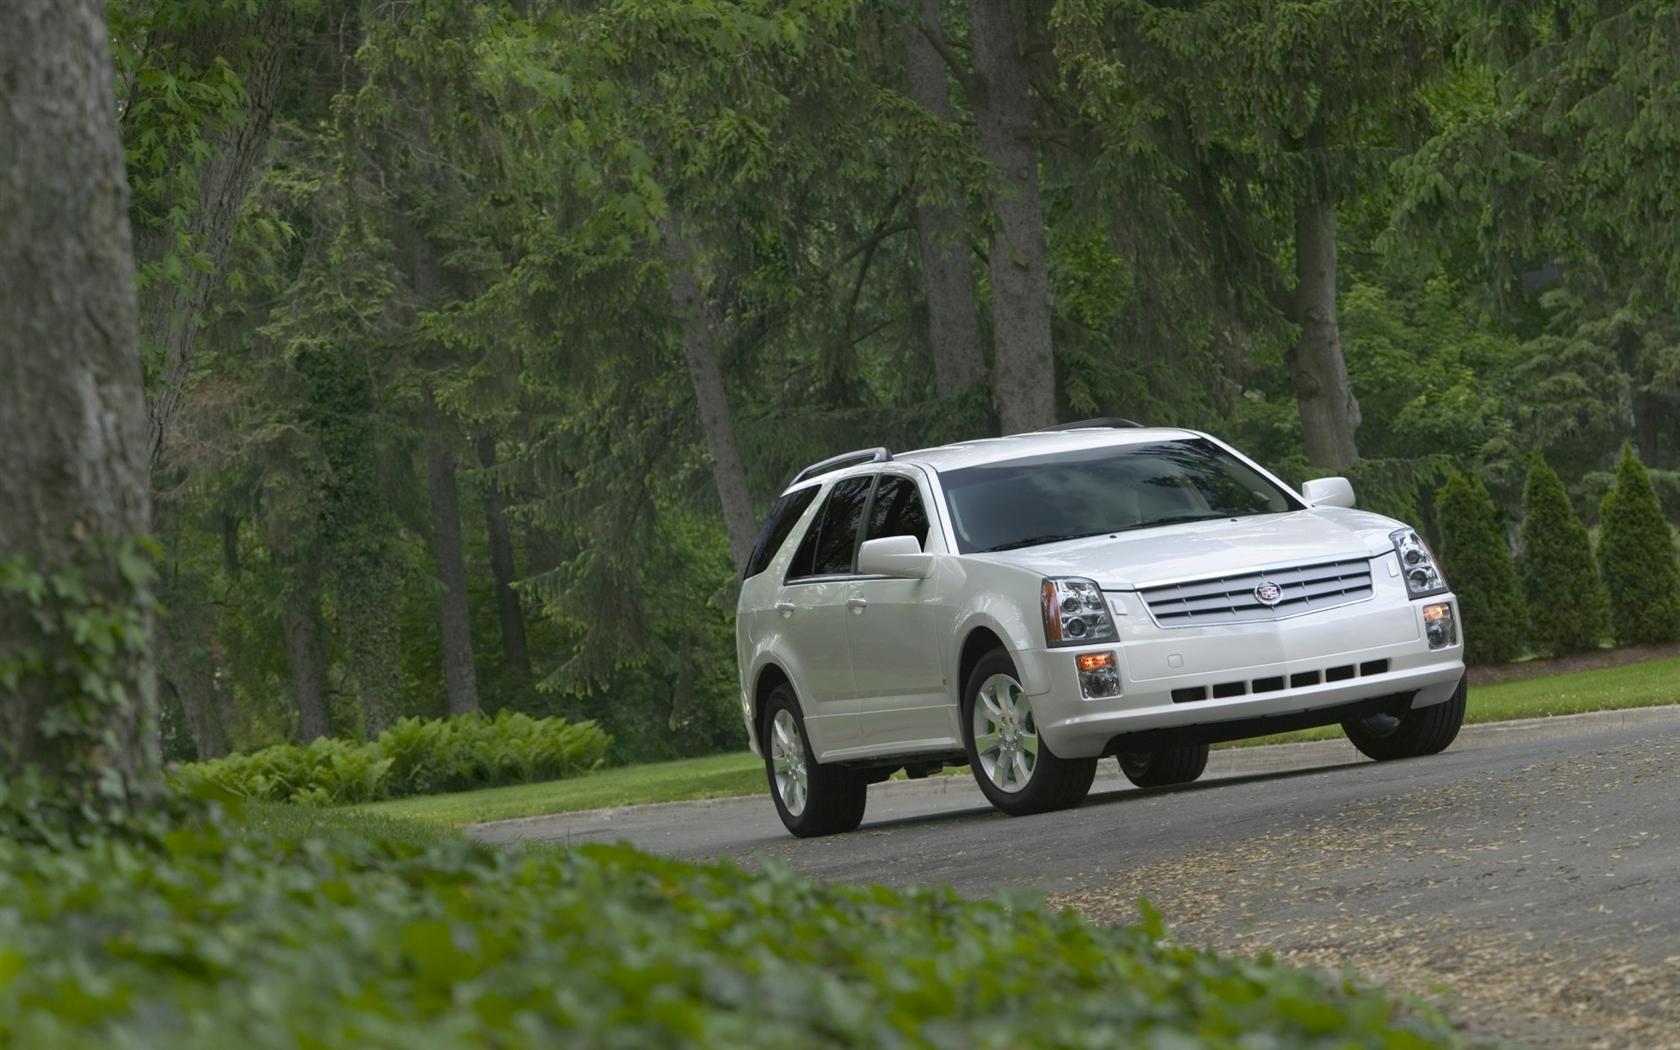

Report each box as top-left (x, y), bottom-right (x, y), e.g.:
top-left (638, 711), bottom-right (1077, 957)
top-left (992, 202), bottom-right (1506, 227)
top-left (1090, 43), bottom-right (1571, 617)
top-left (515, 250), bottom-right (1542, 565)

top-left (1254, 580), bottom-right (1283, 606)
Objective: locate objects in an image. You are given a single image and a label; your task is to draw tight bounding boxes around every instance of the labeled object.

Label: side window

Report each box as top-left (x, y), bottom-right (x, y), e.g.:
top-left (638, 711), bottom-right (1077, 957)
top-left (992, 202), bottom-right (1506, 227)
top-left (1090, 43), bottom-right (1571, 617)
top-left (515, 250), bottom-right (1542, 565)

top-left (786, 476), bottom-right (873, 580)
top-left (743, 486), bottom-right (820, 580)
top-left (863, 475), bottom-right (929, 548)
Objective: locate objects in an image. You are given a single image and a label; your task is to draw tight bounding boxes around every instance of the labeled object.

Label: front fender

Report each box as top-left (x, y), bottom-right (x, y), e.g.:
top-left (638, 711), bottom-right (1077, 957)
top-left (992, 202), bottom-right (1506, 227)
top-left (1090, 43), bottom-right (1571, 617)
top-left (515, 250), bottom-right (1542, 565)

top-left (944, 559), bottom-right (1052, 699)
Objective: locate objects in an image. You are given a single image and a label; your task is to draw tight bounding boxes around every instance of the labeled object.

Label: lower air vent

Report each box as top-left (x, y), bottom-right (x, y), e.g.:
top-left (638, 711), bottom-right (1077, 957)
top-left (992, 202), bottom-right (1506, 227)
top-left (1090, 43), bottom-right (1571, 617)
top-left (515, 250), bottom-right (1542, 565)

top-left (1325, 664), bottom-right (1355, 683)
top-left (1172, 686), bottom-right (1209, 704)
top-left (1252, 676), bottom-right (1285, 694)
top-left (1290, 670), bottom-right (1321, 688)
top-left (1360, 659), bottom-right (1390, 677)
top-left (1212, 680), bottom-right (1246, 699)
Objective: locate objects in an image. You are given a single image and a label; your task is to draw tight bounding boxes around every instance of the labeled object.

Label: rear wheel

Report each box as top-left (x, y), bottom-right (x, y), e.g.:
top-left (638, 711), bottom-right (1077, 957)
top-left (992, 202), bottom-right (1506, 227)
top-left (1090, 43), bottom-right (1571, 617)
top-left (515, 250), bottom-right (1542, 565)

top-left (962, 649), bottom-right (1097, 817)
top-left (1342, 676), bottom-right (1466, 761)
top-left (1118, 743), bottom-right (1209, 788)
top-left (763, 685), bottom-right (867, 837)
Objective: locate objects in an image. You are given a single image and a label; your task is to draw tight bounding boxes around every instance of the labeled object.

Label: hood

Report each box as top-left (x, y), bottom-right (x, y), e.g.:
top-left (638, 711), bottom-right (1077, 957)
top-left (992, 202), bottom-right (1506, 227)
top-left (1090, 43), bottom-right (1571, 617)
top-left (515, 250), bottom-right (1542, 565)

top-left (972, 508), bottom-right (1403, 590)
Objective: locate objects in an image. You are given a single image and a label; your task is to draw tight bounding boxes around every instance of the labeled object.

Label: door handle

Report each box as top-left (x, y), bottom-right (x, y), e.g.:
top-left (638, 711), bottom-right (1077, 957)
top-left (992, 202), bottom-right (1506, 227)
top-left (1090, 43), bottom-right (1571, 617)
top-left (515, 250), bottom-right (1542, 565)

top-left (774, 601), bottom-right (795, 618)
top-left (846, 597), bottom-right (868, 613)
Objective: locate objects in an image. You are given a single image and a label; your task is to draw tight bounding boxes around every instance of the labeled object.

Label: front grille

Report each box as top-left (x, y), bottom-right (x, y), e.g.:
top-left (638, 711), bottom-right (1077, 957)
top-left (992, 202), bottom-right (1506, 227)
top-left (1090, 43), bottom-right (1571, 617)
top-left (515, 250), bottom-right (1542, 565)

top-left (1170, 654), bottom-right (1393, 704)
top-left (1139, 555), bottom-right (1374, 627)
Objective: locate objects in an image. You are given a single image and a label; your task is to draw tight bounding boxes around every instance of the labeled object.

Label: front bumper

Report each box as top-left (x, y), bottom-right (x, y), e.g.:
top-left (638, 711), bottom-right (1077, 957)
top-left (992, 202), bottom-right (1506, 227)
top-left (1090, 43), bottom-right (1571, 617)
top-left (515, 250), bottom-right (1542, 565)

top-left (1015, 591), bottom-right (1466, 759)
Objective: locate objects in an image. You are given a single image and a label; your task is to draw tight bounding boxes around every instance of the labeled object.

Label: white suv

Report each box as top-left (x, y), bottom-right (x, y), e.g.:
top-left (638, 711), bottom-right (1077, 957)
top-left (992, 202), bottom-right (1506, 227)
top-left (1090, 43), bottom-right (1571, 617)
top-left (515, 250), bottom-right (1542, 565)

top-left (736, 421), bottom-right (1467, 837)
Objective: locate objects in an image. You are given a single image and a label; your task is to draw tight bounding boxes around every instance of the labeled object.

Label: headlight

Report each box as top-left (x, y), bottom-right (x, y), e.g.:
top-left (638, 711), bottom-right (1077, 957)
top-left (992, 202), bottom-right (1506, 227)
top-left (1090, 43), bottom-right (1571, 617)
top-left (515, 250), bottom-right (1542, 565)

top-left (1389, 528), bottom-right (1447, 598)
top-left (1041, 577), bottom-right (1117, 646)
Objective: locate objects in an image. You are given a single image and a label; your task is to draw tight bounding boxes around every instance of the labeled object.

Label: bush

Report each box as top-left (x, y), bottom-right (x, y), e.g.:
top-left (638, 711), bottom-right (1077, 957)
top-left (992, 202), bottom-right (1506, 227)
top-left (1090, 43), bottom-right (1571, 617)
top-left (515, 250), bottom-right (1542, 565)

top-left (0, 805), bottom-right (1465, 1049)
top-left (1436, 469), bottom-right (1527, 664)
top-left (1598, 445), bottom-right (1680, 645)
top-left (176, 711), bottom-right (609, 804)
top-left (1517, 453), bottom-right (1608, 655)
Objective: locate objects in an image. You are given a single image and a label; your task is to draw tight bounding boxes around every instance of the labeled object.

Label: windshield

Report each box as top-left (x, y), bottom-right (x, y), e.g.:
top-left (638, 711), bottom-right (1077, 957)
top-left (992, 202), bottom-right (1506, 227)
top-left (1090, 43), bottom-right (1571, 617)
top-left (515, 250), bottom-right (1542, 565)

top-left (940, 438), bottom-right (1302, 554)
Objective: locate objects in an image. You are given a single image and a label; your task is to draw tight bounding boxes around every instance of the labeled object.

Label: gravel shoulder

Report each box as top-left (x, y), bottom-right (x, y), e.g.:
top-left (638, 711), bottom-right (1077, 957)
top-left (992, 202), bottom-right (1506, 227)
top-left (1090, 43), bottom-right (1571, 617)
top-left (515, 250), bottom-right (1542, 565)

top-left (474, 706), bottom-right (1680, 1048)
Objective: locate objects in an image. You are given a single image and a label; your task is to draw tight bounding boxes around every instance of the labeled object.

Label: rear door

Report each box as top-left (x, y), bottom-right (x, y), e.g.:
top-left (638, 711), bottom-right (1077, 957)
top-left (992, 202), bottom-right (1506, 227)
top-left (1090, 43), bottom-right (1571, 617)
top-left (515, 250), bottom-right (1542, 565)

top-left (846, 471), bottom-right (957, 751)
top-left (773, 475), bottom-right (873, 757)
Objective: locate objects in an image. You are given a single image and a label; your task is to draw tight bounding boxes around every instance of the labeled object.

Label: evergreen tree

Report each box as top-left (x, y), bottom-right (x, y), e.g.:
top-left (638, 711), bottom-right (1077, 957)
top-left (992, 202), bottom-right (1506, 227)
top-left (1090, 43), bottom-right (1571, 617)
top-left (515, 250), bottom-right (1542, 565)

top-left (1436, 470), bottom-right (1527, 664)
top-left (1517, 452), bottom-right (1607, 655)
top-left (1598, 445), bottom-right (1680, 645)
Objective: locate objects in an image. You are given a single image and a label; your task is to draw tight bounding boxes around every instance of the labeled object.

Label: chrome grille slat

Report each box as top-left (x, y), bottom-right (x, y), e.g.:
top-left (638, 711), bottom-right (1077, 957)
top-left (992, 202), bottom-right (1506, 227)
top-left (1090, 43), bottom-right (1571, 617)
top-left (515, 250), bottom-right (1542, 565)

top-left (1138, 555), bottom-right (1374, 627)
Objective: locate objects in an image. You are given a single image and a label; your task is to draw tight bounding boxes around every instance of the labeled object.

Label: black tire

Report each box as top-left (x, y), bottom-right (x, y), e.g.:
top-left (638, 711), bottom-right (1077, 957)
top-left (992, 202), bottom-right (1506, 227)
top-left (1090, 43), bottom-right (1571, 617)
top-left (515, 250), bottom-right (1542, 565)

top-left (1341, 675), bottom-right (1467, 761)
top-left (961, 648), bottom-right (1097, 817)
top-left (1118, 743), bottom-right (1210, 788)
top-left (761, 684), bottom-right (867, 837)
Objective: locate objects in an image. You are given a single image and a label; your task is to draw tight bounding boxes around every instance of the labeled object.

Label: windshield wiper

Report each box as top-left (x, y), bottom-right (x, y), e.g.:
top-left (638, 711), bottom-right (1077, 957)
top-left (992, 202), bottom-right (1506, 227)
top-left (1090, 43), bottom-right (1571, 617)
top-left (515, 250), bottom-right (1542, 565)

top-left (1115, 513), bottom-right (1231, 533)
top-left (980, 533), bottom-right (1078, 553)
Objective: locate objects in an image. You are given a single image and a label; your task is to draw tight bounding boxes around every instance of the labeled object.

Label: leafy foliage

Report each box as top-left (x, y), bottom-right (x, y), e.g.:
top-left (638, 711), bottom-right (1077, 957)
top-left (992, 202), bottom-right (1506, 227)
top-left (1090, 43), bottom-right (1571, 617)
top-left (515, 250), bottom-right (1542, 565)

top-left (1516, 454), bottom-right (1607, 656)
top-left (1597, 446), bottom-right (1680, 646)
top-left (1435, 470), bottom-right (1527, 664)
top-left (0, 805), bottom-right (1464, 1049)
top-left (0, 538), bottom-right (163, 832)
top-left (175, 712), bottom-right (609, 805)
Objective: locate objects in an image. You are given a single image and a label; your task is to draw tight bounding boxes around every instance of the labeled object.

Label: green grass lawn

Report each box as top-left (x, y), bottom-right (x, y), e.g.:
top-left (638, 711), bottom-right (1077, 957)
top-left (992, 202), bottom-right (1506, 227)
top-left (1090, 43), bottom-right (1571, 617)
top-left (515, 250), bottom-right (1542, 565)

top-left (359, 750), bottom-right (765, 826)
top-left (361, 653), bottom-right (1680, 827)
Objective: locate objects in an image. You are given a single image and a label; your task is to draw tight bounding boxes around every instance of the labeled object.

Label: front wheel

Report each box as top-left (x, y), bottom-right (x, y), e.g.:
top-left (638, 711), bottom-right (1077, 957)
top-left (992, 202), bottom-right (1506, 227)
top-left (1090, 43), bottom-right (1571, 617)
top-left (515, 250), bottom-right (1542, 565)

top-left (962, 649), bottom-right (1097, 817)
top-left (763, 685), bottom-right (867, 837)
top-left (1341, 676), bottom-right (1466, 761)
top-left (1118, 743), bottom-right (1209, 788)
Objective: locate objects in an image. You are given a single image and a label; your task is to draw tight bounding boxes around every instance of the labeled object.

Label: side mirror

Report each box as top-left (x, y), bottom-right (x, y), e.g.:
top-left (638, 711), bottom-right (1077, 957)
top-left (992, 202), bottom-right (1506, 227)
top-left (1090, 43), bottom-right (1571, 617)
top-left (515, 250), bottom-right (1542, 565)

top-left (1301, 476), bottom-right (1356, 509)
top-left (857, 535), bottom-right (934, 579)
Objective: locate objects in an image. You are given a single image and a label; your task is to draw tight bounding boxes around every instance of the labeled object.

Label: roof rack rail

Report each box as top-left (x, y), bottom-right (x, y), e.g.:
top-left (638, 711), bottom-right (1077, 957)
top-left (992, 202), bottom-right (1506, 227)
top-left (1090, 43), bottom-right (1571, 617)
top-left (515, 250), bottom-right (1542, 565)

top-left (1041, 417), bottom-right (1145, 431)
top-left (790, 447), bottom-right (893, 485)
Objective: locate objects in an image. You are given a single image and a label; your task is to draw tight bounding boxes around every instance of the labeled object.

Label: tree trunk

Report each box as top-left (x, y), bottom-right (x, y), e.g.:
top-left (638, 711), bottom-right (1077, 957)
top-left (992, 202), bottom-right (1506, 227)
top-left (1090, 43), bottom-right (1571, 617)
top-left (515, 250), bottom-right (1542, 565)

top-left (906, 0), bottom-right (986, 397)
top-left (968, 0), bottom-right (1057, 433)
top-left (424, 394), bottom-right (481, 716)
top-left (0, 0), bottom-right (159, 805)
top-left (1290, 196), bottom-right (1362, 471)
top-left (140, 2), bottom-right (293, 471)
top-left (158, 619), bottom-right (229, 760)
top-left (659, 217), bottom-right (759, 574)
top-left (280, 586), bottom-right (331, 742)
top-left (477, 434), bottom-right (532, 676)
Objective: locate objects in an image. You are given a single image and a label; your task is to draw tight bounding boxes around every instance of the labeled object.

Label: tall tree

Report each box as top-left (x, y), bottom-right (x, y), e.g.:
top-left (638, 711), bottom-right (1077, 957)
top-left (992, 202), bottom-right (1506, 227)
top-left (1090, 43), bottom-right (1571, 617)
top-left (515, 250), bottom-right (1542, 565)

top-left (0, 0), bottom-right (159, 810)
top-left (422, 391), bottom-right (482, 715)
top-left (905, 0), bottom-right (986, 397)
top-left (477, 435), bottom-right (531, 678)
top-left (119, 0), bottom-right (298, 470)
top-left (660, 218), bottom-right (760, 573)
top-left (963, 0), bottom-right (1058, 431)
top-left (1056, 0), bottom-right (1445, 468)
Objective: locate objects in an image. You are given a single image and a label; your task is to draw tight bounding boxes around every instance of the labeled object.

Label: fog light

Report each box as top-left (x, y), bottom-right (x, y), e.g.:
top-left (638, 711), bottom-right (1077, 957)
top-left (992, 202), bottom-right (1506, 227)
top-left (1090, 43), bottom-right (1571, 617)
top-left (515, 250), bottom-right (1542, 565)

top-left (1076, 651), bottom-right (1122, 699)
top-left (1423, 602), bottom-right (1457, 649)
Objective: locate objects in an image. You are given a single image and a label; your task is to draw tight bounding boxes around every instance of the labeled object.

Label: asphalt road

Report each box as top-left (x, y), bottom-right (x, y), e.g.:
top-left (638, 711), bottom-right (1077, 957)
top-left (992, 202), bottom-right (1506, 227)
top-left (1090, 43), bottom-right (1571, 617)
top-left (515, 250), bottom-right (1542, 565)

top-left (474, 707), bottom-right (1680, 1049)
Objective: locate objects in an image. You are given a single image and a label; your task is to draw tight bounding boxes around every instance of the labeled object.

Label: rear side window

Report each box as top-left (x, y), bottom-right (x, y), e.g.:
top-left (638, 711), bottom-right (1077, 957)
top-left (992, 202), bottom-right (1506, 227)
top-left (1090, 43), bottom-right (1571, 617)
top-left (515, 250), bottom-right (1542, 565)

top-left (786, 476), bottom-right (873, 580)
top-left (863, 475), bottom-right (929, 548)
top-left (743, 486), bottom-right (821, 579)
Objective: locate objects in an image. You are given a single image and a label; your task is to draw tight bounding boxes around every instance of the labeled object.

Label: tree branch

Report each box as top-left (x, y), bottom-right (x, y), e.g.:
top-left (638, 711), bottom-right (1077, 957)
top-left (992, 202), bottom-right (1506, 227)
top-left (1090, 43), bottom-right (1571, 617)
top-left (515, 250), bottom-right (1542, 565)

top-left (918, 20), bottom-right (976, 94)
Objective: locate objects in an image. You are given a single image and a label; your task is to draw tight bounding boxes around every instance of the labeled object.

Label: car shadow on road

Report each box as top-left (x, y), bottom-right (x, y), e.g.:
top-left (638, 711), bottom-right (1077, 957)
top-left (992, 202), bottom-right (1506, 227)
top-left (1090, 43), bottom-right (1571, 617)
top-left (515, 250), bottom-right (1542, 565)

top-left (847, 759), bottom-right (1376, 836)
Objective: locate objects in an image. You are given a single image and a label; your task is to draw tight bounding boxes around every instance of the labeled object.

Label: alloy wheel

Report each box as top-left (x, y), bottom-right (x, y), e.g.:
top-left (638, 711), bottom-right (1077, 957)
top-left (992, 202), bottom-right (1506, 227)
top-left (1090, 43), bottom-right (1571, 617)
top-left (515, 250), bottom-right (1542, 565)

top-left (972, 673), bottom-right (1039, 793)
top-left (769, 708), bottom-right (809, 816)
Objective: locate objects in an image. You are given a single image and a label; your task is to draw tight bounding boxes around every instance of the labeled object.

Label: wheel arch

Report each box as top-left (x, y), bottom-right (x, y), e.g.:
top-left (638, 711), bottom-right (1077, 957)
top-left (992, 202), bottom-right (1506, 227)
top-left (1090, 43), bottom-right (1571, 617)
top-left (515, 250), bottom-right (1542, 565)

top-left (957, 626), bottom-right (1007, 701)
top-left (750, 661), bottom-right (794, 751)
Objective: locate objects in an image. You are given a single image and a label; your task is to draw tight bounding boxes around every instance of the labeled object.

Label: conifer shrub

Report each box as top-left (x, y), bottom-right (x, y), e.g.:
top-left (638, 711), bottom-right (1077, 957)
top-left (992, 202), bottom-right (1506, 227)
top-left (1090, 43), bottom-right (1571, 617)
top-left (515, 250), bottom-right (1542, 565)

top-left (1435, 470), bottom-right (1527, 664)
top-left (1597, 445), bottom-right (1680, 644)
top-left (1517, 453), bottom-right (1608, 655)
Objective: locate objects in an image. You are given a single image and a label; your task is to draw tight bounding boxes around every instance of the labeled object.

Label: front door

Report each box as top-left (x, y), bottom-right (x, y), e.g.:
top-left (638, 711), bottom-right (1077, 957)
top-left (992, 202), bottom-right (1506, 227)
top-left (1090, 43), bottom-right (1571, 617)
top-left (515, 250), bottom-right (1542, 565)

top-left (844, 473), bottom-right (956, 750)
